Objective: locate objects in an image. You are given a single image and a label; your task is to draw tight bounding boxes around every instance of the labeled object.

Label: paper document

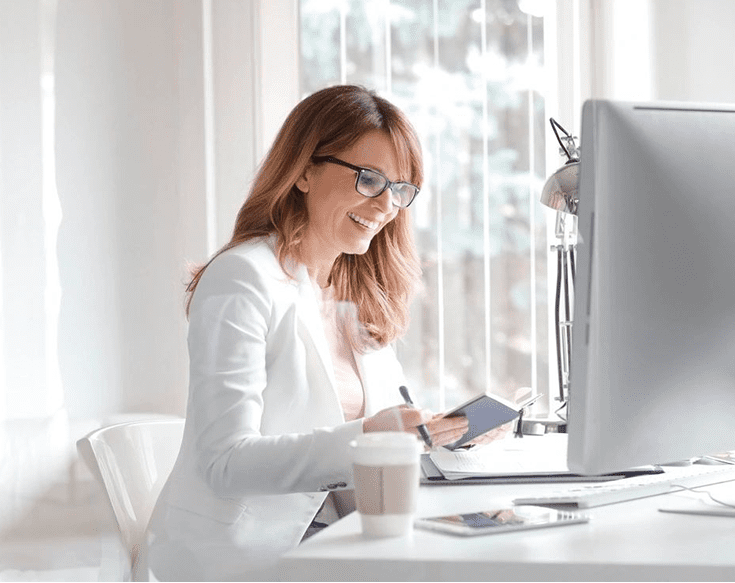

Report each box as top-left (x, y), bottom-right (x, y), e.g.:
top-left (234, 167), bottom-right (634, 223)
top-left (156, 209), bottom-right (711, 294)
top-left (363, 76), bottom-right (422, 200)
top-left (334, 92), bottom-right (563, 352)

top-left (429, 434), bottom-right (570, 480)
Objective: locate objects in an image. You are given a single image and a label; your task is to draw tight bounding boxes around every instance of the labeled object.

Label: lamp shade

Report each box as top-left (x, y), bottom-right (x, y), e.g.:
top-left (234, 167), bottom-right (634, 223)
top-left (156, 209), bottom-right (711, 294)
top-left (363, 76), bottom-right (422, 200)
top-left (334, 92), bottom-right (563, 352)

top-left (540, 161), bottom-right (579, 215)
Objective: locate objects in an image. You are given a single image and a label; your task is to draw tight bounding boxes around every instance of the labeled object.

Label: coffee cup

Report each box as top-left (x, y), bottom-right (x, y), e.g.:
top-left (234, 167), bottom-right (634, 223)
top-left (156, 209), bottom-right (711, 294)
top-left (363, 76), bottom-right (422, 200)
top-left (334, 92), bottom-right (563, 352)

top-left (349, 432), bottom-right (422, 537)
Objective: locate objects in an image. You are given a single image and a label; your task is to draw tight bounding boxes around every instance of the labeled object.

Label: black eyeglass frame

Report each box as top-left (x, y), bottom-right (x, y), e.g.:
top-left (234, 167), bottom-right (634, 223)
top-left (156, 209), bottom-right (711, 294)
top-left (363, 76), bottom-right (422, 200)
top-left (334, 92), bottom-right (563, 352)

top-left (311, 156), bottom-right (420, 209)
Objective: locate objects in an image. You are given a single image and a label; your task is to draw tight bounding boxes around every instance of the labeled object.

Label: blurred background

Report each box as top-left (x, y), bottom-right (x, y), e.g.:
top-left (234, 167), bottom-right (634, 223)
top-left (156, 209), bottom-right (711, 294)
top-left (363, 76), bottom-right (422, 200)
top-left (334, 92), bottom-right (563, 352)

top-left (1, 0), bottom-right (734, 578)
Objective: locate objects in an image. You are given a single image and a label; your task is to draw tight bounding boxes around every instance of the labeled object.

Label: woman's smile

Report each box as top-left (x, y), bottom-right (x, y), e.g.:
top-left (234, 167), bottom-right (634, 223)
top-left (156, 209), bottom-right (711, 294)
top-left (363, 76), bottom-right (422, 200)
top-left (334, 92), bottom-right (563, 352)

top-left (347, 211), bottom-right (380, 231)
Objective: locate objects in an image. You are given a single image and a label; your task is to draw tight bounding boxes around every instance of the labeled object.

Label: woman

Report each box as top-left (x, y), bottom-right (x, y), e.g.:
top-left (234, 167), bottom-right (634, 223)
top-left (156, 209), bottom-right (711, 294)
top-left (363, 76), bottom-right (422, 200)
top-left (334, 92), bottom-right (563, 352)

top-left (146, 85), bottom-right (501, 581)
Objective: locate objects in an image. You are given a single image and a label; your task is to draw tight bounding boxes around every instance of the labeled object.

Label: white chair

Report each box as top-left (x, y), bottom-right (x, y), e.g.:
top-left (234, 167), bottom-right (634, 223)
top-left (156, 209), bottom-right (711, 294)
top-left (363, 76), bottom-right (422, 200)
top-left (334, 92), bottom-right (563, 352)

top-left (77, 418), bottom-right (185, 581)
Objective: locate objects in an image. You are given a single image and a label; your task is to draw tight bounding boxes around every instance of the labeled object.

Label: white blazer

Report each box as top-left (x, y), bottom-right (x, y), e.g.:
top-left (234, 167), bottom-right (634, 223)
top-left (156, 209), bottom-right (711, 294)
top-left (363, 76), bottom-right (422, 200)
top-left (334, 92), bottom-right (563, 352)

top-left (146, 236), bottom-right (404, 581)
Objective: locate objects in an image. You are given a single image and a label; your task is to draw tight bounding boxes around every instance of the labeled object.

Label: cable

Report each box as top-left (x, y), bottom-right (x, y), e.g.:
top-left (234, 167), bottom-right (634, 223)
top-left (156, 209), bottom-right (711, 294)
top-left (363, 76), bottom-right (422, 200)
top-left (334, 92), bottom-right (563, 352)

top-left (670, 483), bottom-right (735, 510)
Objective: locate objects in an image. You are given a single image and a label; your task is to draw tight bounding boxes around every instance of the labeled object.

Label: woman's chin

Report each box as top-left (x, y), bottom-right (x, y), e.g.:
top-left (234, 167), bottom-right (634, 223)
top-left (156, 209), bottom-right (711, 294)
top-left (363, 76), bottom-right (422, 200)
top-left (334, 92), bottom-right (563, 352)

top-left (342, 236), bottom-right (374, 256)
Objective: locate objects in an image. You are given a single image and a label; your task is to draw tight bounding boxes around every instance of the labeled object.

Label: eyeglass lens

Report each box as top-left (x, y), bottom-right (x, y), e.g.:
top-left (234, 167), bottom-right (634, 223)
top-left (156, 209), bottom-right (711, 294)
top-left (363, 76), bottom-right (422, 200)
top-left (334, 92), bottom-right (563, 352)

top-left (357, 169), bottom-right (416, 208)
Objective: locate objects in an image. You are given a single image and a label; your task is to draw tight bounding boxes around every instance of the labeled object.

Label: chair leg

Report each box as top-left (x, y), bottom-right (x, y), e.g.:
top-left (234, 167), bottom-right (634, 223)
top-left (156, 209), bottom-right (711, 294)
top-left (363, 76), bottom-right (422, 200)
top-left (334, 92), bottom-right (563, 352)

top-left (131, 543), bottom-right (149, 582)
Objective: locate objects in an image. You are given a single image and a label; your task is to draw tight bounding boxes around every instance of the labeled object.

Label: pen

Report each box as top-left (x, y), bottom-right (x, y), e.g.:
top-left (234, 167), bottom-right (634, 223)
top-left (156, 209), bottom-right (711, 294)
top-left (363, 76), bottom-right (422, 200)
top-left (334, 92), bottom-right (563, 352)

top-left (399, 385), bottom-right (433, 448)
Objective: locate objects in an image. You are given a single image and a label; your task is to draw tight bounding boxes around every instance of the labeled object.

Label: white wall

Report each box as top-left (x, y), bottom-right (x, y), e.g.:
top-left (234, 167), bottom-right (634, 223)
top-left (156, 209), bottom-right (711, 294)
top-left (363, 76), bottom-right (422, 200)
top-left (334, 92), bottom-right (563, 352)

top-left (652, 0), bottom-right (735, 102)
top-left (578, 0), bottom-right (735, 104)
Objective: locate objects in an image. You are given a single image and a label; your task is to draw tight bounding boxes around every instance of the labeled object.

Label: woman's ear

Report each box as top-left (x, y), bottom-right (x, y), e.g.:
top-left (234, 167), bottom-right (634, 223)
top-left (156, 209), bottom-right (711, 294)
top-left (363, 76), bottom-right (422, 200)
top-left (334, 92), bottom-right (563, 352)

top-left (295, 164), bottom-right (312, 193)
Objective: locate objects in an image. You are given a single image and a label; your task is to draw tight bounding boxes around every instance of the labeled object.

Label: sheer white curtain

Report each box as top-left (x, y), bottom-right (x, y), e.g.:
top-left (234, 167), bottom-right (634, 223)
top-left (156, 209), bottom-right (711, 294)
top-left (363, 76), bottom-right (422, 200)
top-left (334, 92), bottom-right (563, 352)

top-left (1, 0), bottom-right (69, 536)
top-left (0, 0), bottom-right (62, 422)
top-left (0, 0), bottom-right (298, 537)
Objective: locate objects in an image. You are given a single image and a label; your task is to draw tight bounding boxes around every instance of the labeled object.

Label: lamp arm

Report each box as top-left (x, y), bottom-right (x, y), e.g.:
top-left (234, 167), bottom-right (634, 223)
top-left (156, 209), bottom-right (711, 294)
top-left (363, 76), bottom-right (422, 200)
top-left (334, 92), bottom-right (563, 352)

top-left (549, 118), bottom-right (579, 162)
top-left (562, 247), bottom-right (573, 384)
top-left (569, 246), bottom-right (576, 289)
top-left (554, 246), bottom-right (565, 402)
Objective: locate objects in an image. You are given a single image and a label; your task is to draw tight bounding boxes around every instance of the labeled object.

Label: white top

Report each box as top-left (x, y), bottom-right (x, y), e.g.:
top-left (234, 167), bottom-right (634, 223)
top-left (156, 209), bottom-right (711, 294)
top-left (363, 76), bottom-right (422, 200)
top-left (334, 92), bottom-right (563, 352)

top-left (314, 283), bottom-right (365, 421)
top-left (308, 283), bottom-right (366, 532)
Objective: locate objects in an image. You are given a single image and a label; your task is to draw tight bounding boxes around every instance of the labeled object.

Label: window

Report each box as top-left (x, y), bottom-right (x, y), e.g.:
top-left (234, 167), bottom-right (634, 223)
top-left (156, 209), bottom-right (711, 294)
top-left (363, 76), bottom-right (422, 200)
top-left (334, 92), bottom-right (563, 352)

top-left (300, 0), bottom-right (550, 412)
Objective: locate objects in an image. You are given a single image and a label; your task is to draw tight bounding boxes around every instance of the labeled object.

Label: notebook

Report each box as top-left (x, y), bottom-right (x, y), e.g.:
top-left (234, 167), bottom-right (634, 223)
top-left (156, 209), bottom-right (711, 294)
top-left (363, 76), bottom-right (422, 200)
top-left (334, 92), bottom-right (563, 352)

top-left (421, 434), bottom-right (662, 484)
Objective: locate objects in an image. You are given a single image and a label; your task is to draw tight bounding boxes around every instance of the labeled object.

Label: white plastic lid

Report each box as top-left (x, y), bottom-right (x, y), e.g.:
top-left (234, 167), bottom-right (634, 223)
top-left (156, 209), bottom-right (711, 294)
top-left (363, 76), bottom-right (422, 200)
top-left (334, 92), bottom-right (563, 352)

top-left (350, 431), bottom-right (422, 466)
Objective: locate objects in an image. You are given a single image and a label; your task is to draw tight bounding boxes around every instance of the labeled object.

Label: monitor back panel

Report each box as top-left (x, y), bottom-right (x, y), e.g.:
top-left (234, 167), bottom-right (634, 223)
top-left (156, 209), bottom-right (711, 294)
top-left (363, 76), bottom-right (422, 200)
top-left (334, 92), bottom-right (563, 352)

top-left (568, 100), bottom-right (735, 475)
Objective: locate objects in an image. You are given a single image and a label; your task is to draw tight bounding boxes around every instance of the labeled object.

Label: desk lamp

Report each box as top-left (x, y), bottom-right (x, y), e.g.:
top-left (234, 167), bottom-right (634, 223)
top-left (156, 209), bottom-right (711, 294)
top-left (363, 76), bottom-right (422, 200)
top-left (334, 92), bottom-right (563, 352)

top-left (540, 118), bottom-right (579, 425)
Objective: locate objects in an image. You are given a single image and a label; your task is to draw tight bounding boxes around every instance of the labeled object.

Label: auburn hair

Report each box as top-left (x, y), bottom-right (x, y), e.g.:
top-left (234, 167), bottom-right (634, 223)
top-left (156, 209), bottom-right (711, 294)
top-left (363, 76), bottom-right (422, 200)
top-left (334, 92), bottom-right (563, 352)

top-left (185, 85), bottom-right (423, 349)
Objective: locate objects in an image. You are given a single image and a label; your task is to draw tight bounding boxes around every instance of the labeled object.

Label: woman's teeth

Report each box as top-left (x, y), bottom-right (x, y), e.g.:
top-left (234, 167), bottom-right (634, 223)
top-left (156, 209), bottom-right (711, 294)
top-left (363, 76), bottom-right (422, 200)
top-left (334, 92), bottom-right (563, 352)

top-left (348, 212), bottom-right (379, 230)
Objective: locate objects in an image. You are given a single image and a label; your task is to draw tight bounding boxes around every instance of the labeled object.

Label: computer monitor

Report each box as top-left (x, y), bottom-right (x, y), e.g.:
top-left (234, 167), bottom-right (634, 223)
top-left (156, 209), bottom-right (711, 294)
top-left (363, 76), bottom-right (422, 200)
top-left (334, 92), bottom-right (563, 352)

top-left (567, 100), bottom-right (735, 475)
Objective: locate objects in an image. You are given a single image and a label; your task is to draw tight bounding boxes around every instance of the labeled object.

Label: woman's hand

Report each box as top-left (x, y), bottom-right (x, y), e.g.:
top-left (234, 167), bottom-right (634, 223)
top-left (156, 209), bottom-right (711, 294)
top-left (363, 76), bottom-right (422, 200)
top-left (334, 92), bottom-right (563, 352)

top-left (363, 405), bottom-right (470, 448)
top-left (464, 420), bottom-right (514, 447)
top-left (423, 413), bottom-right (471, 448)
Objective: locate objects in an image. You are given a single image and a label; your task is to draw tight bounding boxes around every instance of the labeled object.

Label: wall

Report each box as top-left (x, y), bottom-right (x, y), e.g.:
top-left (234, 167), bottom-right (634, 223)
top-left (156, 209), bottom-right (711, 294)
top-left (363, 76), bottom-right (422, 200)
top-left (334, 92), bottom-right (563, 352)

top-left (652, 0), bottom-right (735, 102)
top-left (579, 0), bottom-right (735, 104)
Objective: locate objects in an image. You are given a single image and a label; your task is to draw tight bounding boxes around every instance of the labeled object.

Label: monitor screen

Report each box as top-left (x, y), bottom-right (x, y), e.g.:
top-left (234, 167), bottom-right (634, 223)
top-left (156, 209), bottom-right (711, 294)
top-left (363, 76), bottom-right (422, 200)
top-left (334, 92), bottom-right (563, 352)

top-left (567, 100), bottom-right (735, 475)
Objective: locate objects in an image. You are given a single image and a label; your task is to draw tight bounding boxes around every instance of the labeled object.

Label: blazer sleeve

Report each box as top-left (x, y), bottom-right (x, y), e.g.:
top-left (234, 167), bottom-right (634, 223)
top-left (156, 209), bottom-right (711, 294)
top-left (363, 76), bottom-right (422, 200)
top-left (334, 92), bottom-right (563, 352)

top-left (185, 251), bottom-right (365, 498)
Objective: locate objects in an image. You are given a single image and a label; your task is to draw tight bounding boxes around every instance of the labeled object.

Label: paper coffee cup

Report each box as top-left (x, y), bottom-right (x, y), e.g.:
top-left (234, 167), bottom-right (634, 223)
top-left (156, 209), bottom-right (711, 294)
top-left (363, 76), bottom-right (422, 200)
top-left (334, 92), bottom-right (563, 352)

top-left (349, 432), bottom-right (422, 537)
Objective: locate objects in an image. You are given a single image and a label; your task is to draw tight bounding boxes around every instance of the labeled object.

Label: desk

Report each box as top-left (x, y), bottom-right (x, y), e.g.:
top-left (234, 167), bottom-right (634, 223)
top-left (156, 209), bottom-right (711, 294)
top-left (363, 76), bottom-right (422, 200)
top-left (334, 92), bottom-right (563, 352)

top-left (279, 476), bottom-right (735, 581)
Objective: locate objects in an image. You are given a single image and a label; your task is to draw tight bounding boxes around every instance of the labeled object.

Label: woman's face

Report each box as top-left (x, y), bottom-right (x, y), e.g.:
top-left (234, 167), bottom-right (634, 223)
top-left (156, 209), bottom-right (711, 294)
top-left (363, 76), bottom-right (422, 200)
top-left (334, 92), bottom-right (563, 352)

top-left (298, 130), bottom-right (403, 262)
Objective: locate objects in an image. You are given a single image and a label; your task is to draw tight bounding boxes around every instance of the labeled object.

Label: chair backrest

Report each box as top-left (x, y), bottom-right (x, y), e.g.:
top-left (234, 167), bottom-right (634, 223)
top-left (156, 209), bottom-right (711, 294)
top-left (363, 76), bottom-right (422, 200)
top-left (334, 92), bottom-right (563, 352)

top-left (77, 418), bottom-right (185, 581)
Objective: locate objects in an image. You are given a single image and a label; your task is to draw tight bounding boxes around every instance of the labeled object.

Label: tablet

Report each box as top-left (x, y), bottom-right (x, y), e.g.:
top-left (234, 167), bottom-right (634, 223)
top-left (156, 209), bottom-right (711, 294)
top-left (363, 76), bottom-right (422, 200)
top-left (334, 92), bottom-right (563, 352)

top-left (443, 392), bottom-right (542, 450)
top-left (414, 505), bottom-right (588, 536)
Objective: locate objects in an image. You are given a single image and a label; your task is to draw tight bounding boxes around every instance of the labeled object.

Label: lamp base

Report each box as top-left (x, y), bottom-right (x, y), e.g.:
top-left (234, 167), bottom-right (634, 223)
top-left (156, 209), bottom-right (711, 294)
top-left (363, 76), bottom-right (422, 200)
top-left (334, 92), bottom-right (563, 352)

top-left (521, 417), bottom-right (567, 435)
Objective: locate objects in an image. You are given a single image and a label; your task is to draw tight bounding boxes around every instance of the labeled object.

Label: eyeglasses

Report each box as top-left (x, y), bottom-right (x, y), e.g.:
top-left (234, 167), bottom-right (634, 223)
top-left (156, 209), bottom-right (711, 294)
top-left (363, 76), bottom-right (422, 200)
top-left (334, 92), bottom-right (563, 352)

top-left (311, 156), bottom-right (420, 209)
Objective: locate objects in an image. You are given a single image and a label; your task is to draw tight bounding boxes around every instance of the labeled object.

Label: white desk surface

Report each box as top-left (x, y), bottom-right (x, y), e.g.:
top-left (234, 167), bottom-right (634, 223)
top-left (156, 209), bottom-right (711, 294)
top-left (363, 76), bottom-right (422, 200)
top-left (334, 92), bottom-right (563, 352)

top-left (279, 470), bottom-right (735, 581)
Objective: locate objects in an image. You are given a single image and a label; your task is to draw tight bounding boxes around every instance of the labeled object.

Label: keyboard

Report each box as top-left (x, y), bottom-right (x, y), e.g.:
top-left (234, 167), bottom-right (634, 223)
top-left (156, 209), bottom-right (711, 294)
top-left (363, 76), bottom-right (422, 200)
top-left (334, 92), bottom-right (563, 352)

top-left (513, 464), bottom-right (735, 508)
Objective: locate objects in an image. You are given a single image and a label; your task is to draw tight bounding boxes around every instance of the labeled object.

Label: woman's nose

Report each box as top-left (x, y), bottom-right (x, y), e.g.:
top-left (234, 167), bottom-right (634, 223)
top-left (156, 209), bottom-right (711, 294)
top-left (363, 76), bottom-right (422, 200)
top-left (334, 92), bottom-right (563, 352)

top-left (372, 187), bottom-right (397, 213)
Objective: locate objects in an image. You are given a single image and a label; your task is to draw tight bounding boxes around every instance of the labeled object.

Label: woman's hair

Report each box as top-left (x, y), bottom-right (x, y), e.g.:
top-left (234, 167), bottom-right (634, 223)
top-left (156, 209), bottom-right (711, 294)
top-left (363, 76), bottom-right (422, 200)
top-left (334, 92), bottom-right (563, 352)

top-left (186, 84), bottom-right (423, 348)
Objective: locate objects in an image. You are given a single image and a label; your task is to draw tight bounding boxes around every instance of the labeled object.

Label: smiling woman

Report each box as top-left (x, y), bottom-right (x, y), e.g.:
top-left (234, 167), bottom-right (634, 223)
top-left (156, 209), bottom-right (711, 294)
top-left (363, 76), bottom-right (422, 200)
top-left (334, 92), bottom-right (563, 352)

top-left (297, 131), bottom-right (403, 286)
top-left (144, 85), bottom-right (484, 581)
top-left (185, 85), bottom-right (423, 347)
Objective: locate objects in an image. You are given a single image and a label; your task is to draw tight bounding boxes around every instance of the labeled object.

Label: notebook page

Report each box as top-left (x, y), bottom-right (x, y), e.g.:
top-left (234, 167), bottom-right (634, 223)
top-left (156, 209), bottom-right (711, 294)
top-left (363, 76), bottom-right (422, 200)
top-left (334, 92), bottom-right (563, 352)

top-left (430, 434), bottom-right (570, 479)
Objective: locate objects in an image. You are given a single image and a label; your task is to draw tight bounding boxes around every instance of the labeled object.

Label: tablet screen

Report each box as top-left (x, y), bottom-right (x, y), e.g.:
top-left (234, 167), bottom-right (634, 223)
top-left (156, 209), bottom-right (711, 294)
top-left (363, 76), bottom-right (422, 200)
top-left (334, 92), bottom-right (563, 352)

top-left (415, 506), bottom-right (588, 536)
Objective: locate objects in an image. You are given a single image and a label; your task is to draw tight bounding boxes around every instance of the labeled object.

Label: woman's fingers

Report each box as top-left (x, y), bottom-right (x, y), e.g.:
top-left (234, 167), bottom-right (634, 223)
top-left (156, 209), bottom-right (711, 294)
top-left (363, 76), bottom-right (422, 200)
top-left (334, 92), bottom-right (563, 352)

top-left (362, 405), bottom-right (434, 434)
top-left (466, 421), bottom-right (514, 446)
top-left (423, 416), bottom-right (515, 448)
top-left (401, 406), bottom-right (434, 428)
top-left (362, 406), bottom-right (512, 449)
top-left (425, 415), bottom-right (469, 447)
top-left (363, 405), bottom-right (513, 449)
